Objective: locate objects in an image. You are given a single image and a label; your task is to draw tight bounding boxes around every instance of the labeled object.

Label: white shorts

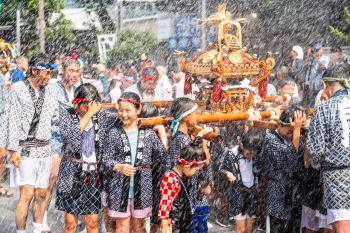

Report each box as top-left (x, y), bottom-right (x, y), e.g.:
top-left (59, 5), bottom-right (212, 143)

top-left (316, 210), bottom-right (332, 230)
top-left (14, 156), bottom-right (52, 189)
top-left (234, 213), bottom-right (256, 220)
top-left (301, 206), bottom-right (319, 231)
top-left (327, 209), bottom-right (350, 225)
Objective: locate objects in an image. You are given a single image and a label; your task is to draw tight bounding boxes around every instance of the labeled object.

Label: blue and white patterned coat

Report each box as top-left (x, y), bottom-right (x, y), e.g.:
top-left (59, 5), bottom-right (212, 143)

top-left (102, 125), bottom-right (166, 212)
top-left (6, 81), bottom-right (58, 158)
top-left (49, 81), bottom-right (72, 155)
top-left (260, 131), bottom-right (304, 220)
top-left (308, 89), bottom-right (350, 209)
top-left (219, 146), bottom-right (257, 217)
top-left (56, 106), bottom-right (116, 194)
top-left (0, 74), bottom-right (9, 148)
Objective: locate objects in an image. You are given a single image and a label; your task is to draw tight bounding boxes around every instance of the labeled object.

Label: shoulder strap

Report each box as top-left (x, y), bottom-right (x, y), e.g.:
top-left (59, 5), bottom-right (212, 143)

top-left (171, 169), bottom-right (194, 214)
top-left (57, 81), bottom-right (70, 103)
top-left (24, 80), bottom-right (47, 140)
top-left (230, 148), bottom-right (243, 185)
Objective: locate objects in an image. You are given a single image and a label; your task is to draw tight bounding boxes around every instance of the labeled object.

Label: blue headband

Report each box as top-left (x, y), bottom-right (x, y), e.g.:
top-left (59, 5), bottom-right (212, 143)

top-left (32, 64), bottom-right (57, 70)
top-left (124, 76), bottom-right (135, 81)
top-left (170, 104), bottom-right (198, 136)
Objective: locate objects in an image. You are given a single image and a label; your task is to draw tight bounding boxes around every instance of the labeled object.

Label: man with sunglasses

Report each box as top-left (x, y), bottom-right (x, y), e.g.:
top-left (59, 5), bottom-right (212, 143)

top-left (5, 53), bottom-right (58, 233)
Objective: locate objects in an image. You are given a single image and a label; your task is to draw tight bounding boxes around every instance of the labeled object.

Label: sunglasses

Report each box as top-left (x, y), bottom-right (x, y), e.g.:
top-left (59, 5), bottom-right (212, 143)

top-left (31, 68), bottom-right (53, 77)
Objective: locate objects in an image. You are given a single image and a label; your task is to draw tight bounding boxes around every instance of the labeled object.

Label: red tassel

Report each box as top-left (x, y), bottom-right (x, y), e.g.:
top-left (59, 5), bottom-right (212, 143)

top-left (212, 79), bottom-right (222, 102)
top-left (95, 174), bottom-right (101, 188)
top-left (259, 79), bottom-right (268, 98)
top-left (184, 73), bottom-right (192, 95)
top-left (85, 173), bottom-right (91, 187)
top-left (71, 51), bottom-right (79, 60)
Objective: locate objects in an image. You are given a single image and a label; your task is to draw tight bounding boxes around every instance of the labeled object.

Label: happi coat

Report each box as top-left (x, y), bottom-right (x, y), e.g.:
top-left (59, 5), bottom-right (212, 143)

top-left (260, 131), bottom-right (304, 220)
top-left (102, 123), bottom-right (166, 212)
top-left (308, 89), bottom-right (350, 209)
top-left (6, 80), bottom-right (58, 158)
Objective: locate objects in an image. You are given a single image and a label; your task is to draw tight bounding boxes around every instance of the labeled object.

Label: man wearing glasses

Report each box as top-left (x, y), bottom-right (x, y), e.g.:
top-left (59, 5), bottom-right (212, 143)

top-left (5, 54), bottom-right (58, 233)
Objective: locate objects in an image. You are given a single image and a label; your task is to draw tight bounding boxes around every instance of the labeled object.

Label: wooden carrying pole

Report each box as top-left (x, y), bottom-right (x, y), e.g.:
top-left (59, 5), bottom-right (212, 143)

top-left (142, 96), bottom-right (287, 108)
top-left (139, 111), bottom-right (273, 143)
top-left (139, 111), bottom-right (273, 127)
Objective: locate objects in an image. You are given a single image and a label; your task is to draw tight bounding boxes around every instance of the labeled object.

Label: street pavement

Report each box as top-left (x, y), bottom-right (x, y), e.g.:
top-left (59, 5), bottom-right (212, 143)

top-left (0, 170), bottom-right (235, 233)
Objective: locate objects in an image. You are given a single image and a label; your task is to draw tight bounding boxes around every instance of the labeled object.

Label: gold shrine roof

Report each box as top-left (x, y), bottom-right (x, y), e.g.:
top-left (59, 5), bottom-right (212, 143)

top-left (178, 4), bottom-right (273, 78)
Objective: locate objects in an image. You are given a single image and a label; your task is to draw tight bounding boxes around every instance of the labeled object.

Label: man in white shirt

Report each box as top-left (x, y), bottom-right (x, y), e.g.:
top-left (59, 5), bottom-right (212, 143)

top-left (171, 70), bottom-right (198, 100)
top-left (125, 66), bottom-right (172, 101)
top-left (156, 65), bottom-right (173, 100)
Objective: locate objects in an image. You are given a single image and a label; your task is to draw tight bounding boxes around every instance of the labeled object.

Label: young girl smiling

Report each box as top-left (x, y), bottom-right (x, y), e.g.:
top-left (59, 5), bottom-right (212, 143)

top-left (102, 92), bottom-right (166, 233)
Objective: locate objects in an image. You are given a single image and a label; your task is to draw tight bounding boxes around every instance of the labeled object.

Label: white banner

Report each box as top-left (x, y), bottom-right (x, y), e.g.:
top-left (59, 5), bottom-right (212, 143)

top-left (97, 34), bottom-right (116, 63)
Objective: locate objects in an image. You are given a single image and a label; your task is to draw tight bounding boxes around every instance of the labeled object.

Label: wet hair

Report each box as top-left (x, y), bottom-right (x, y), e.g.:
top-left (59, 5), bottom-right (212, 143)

top-left (74, 83), bottom-right (100, 104)
top-left (141, 66), bottom-right (159, 77)
top-left (311, 42), bottom-right (322, 53)
top-left (279, 104), bottom-right (305, 125)
top-left (323, 64), bottom-right (350, 83)
top-left (168, 97), bottom-right (196, 119)
top-left (118, 91), bottom-right (141, 109)
top-left (223, 125), bottom-right (246, 147)
top-left (62, 58), bottom-right (80, 70)
top-left (29, 53), bottom-right (51, 69)
top-left (331, 46), bottom-right (342, 53)
top-left (29, 53), bottom-right (52, 76)
top-left (241, 129), bottom-right (264, 154)
top-left (124, 66), bottom-right (139, 78)
top-left (139, 102), bottom-right (160, 118)
top-left (277, 77), bottom-right (295, 89)
top-left (108, 79), bottom-right (119, 93)
top-left (178, 137), bottom-right (206, 165)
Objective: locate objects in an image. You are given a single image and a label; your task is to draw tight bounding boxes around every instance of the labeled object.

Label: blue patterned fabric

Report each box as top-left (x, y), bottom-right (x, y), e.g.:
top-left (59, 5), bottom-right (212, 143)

top-left (56, 106), bottom-right (116, 195)
top-left (102, 127), bottom-right (166, 212)
top-left (260, 131), bottom-right (304, 220)
top-left (6, 81), bottom-right (58, 158)
top-left (190, 205), bottom-right (210, 233)
top-left (56, 170), bottom-right (102, 215)
top-left (219, 146), bottom-right (257, 218)
top-left (308, 89), bottom-right (350, 209)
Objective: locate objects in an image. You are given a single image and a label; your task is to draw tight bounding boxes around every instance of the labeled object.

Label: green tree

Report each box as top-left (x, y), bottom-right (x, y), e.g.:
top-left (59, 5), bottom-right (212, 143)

top-left (330, 6), bottom-right (350, 42)
top-left (106, 29), bottom-right (158, 67)
top-left (0, 0), bottom-right (76, 56)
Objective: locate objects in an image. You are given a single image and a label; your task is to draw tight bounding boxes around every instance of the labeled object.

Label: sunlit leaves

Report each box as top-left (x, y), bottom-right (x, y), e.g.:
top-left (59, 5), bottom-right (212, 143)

top-left (106, 29), bottom-right (158, 67)
top-left (330, 6), bottom-right (350, 42)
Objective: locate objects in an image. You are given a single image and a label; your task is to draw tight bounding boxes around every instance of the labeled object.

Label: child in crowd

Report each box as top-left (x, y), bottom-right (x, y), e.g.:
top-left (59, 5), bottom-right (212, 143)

top-left (102, 92), bottom-right (166, 233)
top-left (158, 138), bottom-right (207, 233)
top-left (139, 102), bottom-right (168, 233)
top-left (220, 129), bottom-right (264, 233)
top-left (166, 97), bottom-right (213, 233)
top-left (260, 105), bottom-right (306, 233)
top-left (55, 83), bottom-right (104, 233)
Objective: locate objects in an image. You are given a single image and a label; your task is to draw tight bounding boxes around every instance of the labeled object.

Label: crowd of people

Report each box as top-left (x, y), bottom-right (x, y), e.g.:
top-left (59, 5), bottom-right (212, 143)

top-left (0, 42), bottom-right (349, 233)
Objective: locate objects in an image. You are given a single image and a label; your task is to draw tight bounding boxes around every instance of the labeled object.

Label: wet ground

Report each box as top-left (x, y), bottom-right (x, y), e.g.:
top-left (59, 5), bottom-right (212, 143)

top-left (0, 168), bottom-right (237, 233)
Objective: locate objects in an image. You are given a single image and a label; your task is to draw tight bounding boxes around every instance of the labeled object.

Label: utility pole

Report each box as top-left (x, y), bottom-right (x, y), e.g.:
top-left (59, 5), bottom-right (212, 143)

top-left (201, 0), bottom-right (206, 50)
top-left (16, 8), bottom-right (21, 54)
top-left (38, 0), bottom-right (45, 53)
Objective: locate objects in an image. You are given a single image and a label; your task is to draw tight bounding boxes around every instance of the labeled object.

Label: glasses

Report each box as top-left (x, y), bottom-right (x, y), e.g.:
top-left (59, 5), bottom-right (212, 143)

top-left (31, 68), bottom-right (53, 77)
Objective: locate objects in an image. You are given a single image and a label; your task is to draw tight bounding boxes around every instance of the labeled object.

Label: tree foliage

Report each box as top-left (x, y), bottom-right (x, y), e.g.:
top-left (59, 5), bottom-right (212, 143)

top-left (0, 0), bottom-right (76, 56)
top-left (330, 6), bottom-right (350, 42)
top-left (106, 29), bottom-right (158, 67)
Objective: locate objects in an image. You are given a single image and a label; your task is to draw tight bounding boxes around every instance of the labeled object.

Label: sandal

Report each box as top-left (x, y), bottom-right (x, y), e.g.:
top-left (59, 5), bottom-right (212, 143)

top-left (0, 186), bottom-right (13, 198)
